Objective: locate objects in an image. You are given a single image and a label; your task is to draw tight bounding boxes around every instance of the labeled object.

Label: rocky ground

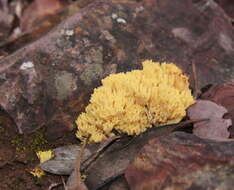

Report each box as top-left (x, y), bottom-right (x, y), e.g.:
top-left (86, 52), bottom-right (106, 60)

top-left (1, 0), bottom-right (234, 189)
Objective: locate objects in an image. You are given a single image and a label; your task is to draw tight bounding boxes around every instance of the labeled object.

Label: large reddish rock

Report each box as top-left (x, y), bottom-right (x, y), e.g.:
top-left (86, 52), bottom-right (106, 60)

top-left (1, 0), bottom-right (234, 134)
top-left (215, 0), bottom-right (234, 20)
top-left (125, 132), bottom-right (234, 190)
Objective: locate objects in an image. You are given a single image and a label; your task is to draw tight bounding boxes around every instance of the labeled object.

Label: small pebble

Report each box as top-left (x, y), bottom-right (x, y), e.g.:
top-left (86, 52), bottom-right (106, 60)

top-left (20, 61), bottom-right (34, 70)
top-left (116, 18), bottom-right (127, 24)
top-left (111, 13), bottom-right (118, 19)
top-left (65, 30), bottom-right (74, 36)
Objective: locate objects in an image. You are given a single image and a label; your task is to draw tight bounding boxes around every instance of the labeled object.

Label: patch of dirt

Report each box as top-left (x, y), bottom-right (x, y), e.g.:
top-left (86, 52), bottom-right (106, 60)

top-left (0, 109), bottom-right (79, 190)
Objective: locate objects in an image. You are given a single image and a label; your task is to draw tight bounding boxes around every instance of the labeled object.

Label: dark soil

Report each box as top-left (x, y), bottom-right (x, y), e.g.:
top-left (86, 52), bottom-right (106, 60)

top-left (0, 109), bottom-right (79, 190)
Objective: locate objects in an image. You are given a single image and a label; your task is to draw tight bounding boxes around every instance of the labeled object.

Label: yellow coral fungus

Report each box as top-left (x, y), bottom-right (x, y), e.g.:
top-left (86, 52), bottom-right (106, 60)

top-left (36, 150), bottom-right (54, 163)
top-left (30, 150), bottom-right (54, 178)
top-left (76, 60), bottom-right (195, 143)
top-left (30, 167), bottom-right (45, 178)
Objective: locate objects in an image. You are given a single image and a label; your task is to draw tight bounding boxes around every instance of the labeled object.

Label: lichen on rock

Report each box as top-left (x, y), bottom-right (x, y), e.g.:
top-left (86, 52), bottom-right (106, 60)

top-left (80, 64), bottom-right (104, 86)
top-left (55, 71), bottom-right (77, 101)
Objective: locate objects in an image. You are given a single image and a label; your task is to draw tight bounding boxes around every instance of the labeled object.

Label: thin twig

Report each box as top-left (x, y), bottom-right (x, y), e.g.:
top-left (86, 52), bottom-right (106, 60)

top-left (192, 61), bottom-right (198, 98)
top-left (74, 139), bottom-right (88, 190)
top-left (66, 139), bottom-right (88, 190)
top-left (48, 182), bottom-right (62, 190)
top-left (166, 118), bottom-right (209, 132)
top-left (61, 176), bottom-right (68, 190)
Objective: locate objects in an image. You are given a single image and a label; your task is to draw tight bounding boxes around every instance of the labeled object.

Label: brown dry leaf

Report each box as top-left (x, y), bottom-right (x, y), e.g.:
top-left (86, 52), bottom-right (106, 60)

top-left (201, 83), bottom-right (234, 137)
top-left (20, 0), bottom-right (66, 33)
top-left (39, 144), bottom-right (98, 175)
top-left (107, 177), bottom-right (129, 190)
top-left (39, 120), bottom-right (205, 189)
top-left (187, 99), bottom-right (232, 140)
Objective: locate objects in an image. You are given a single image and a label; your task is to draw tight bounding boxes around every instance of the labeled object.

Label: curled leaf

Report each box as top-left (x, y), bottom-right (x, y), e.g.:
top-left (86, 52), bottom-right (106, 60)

top-left (201, 83), bottom-right (234, 137)
top-left (187, 100), bottom-right (232, 140)
top-left (39, 145), bottom-right (95, 175)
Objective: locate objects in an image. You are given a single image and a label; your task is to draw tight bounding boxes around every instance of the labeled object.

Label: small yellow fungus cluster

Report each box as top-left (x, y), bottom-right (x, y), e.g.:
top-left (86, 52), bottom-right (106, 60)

top-left (36, 150), bottom-right (54, 163)
top-left (30, 150), bottom-right (54, 178)
top-left (30, 167), bottom-right (45, 178)
top-left (76, 60), bottom-right (195, 143)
